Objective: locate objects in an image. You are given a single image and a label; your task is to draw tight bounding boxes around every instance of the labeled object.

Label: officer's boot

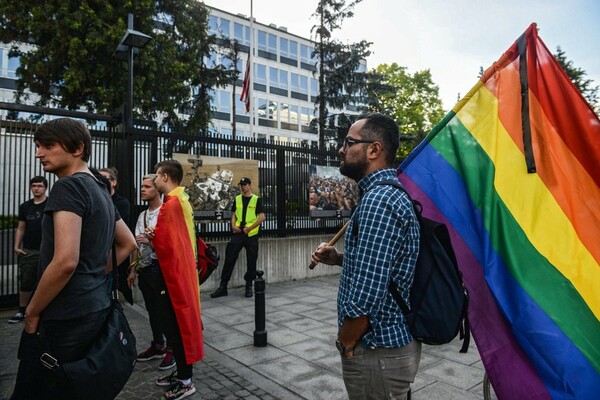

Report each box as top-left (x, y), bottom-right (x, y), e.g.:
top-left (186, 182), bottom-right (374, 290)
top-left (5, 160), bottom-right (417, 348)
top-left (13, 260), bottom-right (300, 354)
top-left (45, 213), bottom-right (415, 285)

top-left (211, 281), bottom-right (228, 298)
top-left (245, 281), bottom-right (253, 298)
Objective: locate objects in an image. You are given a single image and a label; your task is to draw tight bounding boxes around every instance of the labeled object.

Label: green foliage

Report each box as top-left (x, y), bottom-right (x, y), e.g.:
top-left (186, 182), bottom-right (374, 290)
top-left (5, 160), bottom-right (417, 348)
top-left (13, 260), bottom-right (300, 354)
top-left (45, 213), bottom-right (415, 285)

top-left (0, 0), bottom-right (229, 133)
top-left (312, 0), bottom-right (371, 148)
top-left (554, 47), bottom-right (599, 114)
top-left (366, 63), bottom-right (444, 158)
top-left (0, 215), bottom-right (18, 230)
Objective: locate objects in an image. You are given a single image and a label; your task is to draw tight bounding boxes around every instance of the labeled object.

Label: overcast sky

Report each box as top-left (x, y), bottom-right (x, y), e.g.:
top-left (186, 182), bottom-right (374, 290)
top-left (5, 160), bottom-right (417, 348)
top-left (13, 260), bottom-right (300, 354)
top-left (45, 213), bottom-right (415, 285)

top-left (203, 0), bottom-right (600, 111)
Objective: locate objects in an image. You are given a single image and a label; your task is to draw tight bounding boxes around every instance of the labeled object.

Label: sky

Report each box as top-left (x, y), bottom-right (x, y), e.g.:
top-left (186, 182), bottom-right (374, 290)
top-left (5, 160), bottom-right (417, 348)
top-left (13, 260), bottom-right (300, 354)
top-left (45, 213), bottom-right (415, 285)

top-left (203, 0), bottom-right (600, 111)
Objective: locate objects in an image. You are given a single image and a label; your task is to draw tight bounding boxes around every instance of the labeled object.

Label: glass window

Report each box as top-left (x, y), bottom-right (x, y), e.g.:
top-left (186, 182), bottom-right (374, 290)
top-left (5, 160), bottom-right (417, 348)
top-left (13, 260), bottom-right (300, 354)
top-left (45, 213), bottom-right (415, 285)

top-left (291, 73), bottom-right (299, 91)
top-left (220, 18), bottom-right (230, 38)
top-left (234, 23), bottom-right (250, 47)
top-left (279, 102), bottom-right (289, 122)
top-left (279, 70), bottom-right (288, 90)
top-left (209, 89), bottom-right (217, 110)
top-left (301, 107), bottom-right (312, 126)
top-left (219, 90), bottom-right (231, 113)
top-left (208, 15), bottom-right (218, 35)
top-left (235, 96), bottom-right (247, 114)
top-left (311, 78), bottom-right (318, 95)
top-left (269, 67), bottom-right (278, 87)
top-left (289, 41), bottom-right (298, 59)
top-left (300, 75), bottom-right (308, 94)
top-left (255, 63), bottom-right (266, 84)
top-left (257, 30), bottom-right (267, 51)
top-left (257, 98), bottom-right (268, 118)
top-left (280, 38), bottom-right (289, 57)
top-left (290, 105), bottom-right (299, 124)
top-left (269, 100), bottom-right (278, 121)
top-left (300, 44), bottom-right (310, 63)
top-left (268, 33), bottom-right (277, 53)
top-left (8, 56), bottom-right (20, 78)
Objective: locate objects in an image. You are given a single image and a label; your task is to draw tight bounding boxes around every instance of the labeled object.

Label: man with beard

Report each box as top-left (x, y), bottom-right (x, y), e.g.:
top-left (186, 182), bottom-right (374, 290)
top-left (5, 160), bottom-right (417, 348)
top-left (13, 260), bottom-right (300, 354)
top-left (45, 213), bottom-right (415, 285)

top-left (310, 113), bottom-right (421, 400)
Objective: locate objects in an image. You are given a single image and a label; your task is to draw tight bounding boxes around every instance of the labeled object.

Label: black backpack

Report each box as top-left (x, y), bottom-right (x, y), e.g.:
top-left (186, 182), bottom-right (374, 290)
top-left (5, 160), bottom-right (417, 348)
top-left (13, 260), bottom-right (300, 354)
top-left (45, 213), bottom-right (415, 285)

top-left (375, 180), bottom-right (470, 352)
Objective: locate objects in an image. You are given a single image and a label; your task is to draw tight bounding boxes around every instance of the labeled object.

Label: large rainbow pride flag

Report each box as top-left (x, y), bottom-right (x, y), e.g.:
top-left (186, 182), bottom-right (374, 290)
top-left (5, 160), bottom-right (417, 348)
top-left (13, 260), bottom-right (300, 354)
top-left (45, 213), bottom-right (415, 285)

top-left (398, 23), bottom-right (600, 399)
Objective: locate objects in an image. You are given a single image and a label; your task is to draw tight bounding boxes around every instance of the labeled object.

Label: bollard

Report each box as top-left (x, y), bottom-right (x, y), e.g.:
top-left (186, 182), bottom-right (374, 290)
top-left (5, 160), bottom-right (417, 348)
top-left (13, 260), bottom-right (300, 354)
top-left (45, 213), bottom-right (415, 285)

top-left (253, 270), bottom-right (267, 347)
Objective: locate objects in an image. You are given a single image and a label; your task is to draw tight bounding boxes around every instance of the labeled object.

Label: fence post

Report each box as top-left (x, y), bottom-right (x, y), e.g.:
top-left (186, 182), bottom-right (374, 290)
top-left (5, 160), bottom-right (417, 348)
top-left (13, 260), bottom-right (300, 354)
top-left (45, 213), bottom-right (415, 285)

top-left (253, 270), bottom-right (267, 347)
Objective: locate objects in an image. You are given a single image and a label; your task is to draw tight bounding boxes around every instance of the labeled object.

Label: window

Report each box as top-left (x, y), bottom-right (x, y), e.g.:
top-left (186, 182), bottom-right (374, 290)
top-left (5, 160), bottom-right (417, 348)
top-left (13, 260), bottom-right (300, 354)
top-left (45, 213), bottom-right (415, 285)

top-left (269, 68), bottom-right (288, 90)
top-left (311, 78), bottom-right (319, 96)
top-left (219, 18), bottom-right (230, 38)
top-left (291, 73), bottom-right (299, 92)
top-left (299, 75), bottom-right (308, 94)
top-left (7, 55), bottom-right (19, 78)
top-left (208, 15), bottom-right (218, 35)
top-left (268, 33), bottom-right (277, 53)
top-left (290, 105), bottom-right (299, 124)
top-left (289, 40), bottom-right (298, 60)
top-left (300, 44), bottom-right (313, 64)
top-left (204, 51), bottom-right (218, 68)
top-left (257, 98), bottom-right (268, 118)
top-left (280, 38), bottom-right (289, 57)
top-left (219, 90), bottom-right (231, 113)
top-left (257, 30), bottom-right (267, 51)
top-left (234, 23), bottom-right (250, 47)
top-left (254, 63), bottom-right (266, 85)
top-left (279, 70), bottom-right (288, 90)
top-left (301, 107), bottom-right (313, 126)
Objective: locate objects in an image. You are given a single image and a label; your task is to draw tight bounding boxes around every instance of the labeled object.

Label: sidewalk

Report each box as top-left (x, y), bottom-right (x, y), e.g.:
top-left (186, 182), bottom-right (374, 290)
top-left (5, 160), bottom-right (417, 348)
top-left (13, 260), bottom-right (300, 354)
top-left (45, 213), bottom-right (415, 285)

top-left (1, 275), bottom-right (495, 399)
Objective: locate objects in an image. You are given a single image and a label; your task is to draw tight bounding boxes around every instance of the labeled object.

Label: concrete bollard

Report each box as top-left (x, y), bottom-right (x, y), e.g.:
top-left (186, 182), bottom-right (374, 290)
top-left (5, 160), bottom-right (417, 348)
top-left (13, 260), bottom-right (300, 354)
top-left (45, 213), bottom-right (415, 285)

top-left (253, 270), bottom-right (267, 347)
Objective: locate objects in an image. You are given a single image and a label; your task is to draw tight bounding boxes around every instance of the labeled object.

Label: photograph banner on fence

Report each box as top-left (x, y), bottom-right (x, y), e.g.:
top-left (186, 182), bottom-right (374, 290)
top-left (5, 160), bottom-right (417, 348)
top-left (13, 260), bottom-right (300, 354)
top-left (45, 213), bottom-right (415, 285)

top-left (174, 154), bottom-right (259, 213)
top-left (308, 165), bottom-right (358, 218)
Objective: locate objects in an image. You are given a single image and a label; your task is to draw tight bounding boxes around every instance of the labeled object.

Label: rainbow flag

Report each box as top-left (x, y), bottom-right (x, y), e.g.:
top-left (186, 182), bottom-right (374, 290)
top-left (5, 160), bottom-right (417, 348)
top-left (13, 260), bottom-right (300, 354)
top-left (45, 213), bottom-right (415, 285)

top-left (154, 186), bottom-right (203, 364)
top-left (399, 23), bottom-right (600, 399)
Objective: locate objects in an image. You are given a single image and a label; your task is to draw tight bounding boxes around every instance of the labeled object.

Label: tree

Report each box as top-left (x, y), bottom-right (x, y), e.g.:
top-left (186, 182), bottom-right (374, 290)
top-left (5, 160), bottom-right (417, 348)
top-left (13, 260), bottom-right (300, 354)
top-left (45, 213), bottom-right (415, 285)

top-left (366, 63), bottom-right (444, 160)
top-left (0, 0), bottom-right (228, 133)
top-left (554, 46), bottom-right (599, 113)
top-left (311, 0), bottom-right (371, 149)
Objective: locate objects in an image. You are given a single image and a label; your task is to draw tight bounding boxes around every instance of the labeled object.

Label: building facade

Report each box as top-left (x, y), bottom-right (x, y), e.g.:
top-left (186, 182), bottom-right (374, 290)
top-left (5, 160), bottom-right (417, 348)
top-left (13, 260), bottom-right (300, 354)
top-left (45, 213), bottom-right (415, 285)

top-left (0, 6), bottom-right (365, 145)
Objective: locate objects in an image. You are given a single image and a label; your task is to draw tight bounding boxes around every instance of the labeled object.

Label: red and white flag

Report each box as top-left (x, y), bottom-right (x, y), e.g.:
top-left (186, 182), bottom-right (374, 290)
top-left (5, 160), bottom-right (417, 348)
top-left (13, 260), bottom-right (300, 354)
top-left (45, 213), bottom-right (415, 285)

top-left (240, 56), bottom-right (251, 113)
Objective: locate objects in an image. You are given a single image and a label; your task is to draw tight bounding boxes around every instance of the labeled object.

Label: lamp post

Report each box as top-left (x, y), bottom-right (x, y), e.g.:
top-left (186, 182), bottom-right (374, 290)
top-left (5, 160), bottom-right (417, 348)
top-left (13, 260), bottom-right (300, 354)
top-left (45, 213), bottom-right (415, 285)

top-left (113, 14), bottom-right (151, 220)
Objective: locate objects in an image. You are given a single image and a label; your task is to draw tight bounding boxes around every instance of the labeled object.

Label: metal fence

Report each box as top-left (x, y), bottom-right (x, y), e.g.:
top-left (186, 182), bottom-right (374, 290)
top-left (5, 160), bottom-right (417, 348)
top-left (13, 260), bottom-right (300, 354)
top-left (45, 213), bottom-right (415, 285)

top-left (0, 102), bottom-right (347, 307)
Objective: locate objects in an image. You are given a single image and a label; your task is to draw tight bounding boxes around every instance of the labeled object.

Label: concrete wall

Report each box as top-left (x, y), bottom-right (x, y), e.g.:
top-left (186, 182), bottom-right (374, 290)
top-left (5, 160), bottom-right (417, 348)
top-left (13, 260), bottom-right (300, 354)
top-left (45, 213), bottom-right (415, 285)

top-left (132, 233), bottom-right (344, 301)
top-left (203, 233), bottom-right (344, 291)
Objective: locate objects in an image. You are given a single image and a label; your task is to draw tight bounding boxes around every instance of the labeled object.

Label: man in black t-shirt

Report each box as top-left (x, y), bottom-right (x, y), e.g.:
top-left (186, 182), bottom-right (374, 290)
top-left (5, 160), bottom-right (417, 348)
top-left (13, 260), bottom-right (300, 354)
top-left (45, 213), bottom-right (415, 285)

top-left (10, 176), bottom-right (48, 324)
top-left (211, 177), bottom-right (266, 298)
top-left (11, 118), bottom-right (137, 400)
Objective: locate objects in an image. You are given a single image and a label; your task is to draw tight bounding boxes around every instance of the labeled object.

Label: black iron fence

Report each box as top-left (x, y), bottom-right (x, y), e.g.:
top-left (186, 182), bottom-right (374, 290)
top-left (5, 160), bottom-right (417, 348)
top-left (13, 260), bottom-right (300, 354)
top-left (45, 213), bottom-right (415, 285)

top-left (0, 102), bottom-right (347, 307)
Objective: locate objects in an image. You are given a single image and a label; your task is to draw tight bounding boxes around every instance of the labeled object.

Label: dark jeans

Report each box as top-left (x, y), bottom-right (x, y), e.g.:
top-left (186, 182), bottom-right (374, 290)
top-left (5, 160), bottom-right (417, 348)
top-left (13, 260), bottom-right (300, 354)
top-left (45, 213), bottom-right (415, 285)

top-left (154, 269), bottom-right (193, 380)
top-left (138, 259), bottom-right (165, 346)
top-left (11, 307), bottom-right (110, 400)
top-left (220, 233), bottom-right (259, 284)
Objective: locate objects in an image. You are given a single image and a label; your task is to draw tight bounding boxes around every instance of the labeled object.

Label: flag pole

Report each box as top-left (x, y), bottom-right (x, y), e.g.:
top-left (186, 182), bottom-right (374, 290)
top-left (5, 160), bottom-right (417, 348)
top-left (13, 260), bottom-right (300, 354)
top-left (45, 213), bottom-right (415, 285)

top-left (249, 0), bottom-right (254, 139)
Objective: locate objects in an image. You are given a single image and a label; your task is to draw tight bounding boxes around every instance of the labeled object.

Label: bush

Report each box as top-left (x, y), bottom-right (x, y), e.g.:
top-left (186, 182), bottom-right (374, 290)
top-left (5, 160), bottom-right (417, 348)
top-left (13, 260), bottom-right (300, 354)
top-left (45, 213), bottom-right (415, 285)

top-left (0, 215), bottom-right (18, 230)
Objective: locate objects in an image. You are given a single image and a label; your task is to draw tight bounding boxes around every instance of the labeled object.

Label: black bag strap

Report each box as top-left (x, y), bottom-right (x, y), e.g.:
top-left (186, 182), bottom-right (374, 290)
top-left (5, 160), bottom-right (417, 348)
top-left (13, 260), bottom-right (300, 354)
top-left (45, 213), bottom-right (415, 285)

top-left (111, 242), bottom-right (119, 300)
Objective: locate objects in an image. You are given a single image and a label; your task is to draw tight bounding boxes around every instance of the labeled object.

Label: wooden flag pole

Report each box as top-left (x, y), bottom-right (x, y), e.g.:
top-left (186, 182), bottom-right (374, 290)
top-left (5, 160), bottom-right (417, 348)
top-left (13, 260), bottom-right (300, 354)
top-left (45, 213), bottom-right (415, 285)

top-left (308, 221), bottom-right (349, 269)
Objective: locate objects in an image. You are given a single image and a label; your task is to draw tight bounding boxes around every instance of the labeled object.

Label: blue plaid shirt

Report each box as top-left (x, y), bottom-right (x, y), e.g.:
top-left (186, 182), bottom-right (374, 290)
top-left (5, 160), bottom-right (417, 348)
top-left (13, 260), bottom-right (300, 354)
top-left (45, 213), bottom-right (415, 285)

top-left (337, 168), bottom-right (420, 348)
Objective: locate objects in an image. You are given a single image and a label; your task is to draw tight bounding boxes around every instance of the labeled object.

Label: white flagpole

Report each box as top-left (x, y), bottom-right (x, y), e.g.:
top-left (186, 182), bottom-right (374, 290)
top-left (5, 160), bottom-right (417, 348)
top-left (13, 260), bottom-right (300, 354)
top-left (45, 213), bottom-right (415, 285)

top-left (249, 0), bottom-right (254, 139)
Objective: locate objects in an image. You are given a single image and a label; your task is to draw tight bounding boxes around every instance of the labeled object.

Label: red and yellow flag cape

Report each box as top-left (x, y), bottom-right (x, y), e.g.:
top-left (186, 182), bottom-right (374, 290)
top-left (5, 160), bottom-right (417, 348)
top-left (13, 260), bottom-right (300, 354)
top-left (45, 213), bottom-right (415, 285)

top-left (154, 186), bottom-right (203, 364)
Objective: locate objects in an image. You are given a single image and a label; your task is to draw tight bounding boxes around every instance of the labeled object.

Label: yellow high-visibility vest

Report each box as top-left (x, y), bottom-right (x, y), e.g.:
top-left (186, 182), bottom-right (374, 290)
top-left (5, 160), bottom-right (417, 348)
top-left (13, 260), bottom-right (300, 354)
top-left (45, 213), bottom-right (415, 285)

top-left (235, 194), bottom-right (260, 236)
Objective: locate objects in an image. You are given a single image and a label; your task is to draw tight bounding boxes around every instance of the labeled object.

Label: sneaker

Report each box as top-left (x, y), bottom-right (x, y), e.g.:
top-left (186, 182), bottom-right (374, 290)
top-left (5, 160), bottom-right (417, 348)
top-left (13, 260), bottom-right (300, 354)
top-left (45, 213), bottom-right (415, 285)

top-left (158, 351), bottom-right (176, 370)
top-left (156, 370), bottom-right (178, 387)
top-left (161, 381), bottom-right (196, 400)
top-left (8, 311), bottom-right (24, 324)
top-left (137, 343), bottom-right (166, 361)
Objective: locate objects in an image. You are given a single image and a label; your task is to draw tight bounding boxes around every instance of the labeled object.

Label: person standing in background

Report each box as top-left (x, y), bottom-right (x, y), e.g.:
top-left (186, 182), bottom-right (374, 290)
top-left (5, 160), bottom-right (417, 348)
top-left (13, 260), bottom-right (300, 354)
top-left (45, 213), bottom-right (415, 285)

top-left (127, 174), bottom-right (175, 371)
top-left (100, 166), bottom-right (133, 303)
top-left (10, 176), bottom-right (48, 324)
top-left (148, 160), bottom-right (202, 400)
top-left (211, 177), bottom-right (265, 299)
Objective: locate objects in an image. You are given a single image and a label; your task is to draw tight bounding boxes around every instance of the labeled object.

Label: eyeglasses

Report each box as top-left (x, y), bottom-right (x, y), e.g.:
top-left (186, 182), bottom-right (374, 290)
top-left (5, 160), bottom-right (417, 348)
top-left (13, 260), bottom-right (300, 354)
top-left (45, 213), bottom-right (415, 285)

top-left (342, 137), bottom-right (375, 149)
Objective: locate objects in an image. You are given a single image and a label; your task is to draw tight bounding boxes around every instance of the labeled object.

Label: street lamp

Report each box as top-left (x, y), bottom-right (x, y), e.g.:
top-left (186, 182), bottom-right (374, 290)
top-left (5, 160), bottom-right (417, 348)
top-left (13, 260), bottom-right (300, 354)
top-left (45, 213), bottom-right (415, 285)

top-left (114, 14), bottom-right (152, 129)
top-left (112, 13), bottom-right (152, 223)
